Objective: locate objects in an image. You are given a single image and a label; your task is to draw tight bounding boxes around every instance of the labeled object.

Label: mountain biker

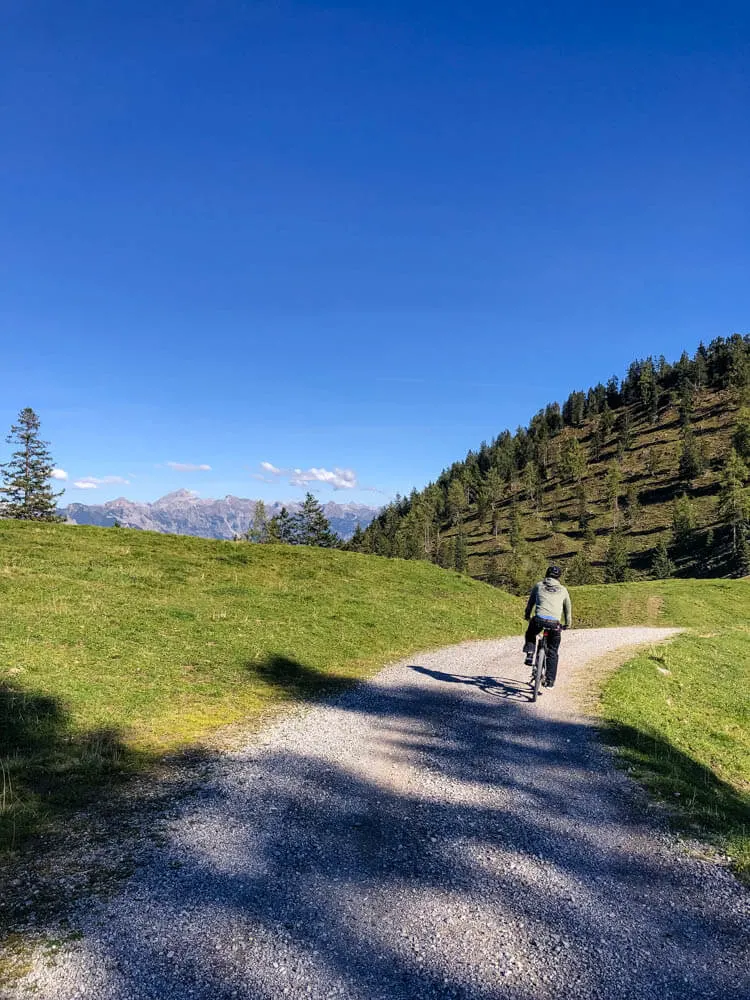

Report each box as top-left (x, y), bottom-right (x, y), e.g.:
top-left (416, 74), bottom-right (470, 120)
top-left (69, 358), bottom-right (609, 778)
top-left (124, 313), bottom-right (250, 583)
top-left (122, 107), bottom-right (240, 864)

top-left (523, 565), bottom-right (572, 688)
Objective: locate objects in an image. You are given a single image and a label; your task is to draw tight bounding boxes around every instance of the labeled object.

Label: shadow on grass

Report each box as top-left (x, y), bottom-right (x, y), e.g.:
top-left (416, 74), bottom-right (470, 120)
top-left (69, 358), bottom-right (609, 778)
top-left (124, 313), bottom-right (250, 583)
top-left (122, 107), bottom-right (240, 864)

top-left (251, 654), bottom-right (354, 700)
top-left (599, 719), bottom-right (750, 862)
top-left (0, 682), bottom-right (140, 853)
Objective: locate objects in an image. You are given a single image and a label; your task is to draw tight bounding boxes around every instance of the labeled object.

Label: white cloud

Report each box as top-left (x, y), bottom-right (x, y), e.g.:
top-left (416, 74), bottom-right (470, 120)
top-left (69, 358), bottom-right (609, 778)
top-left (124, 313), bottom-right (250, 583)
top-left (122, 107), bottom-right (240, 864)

top-left (166, 461), bottom-right (211, 472)
top-left (72, 475), bottom-right (130, 489)
top-left (258, 462), bottom-right (358, 491)
top-left (289, 466), bottom-right (357, 490)
top-left (51, 468), bottom-right (68, 480)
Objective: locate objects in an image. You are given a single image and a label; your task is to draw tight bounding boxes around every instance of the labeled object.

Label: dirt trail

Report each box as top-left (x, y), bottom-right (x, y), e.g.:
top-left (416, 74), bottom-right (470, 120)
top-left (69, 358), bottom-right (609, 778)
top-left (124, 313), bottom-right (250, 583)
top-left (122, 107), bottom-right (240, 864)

top-left (13, 628), bottom-right (750, 999)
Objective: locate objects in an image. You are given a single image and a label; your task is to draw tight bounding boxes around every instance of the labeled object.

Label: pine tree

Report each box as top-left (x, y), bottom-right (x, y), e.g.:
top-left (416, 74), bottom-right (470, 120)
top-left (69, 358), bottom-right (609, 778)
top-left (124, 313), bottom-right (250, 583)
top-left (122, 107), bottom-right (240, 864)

top-left (349, 523), bottom-right (365, 551)
top-left (446, 479), bottom-right (467, 526)
top-left (732, 408), bottom-right (750, 461)
top-left (678, 425), bottom-right (705, 482)
top-left (651, 537), bottom-right (675, 579)
top-left (604, 531), bottom-right (631, 583)
top-left (246, 499), bottom-right (269, 543)
top-left (508, 505), bottom-right (523, 548)
top-left (438, 536), bottom-right (456, 570)
top-left (0, 408), bottom-right (63, 521)
top-left (267, 506), bottom-right (296, 544)
top-left (671, 494), bottom-right (696, 549)
top-left (293, 492), bottom-right (340, 547)
top-left (716, 450), bottom-right (750, 567)
top-left (566, 550), bottom-right (598, 585)
top-left (454, 531), bottom-right (468, 573)
top-left (624, 486), bottom-right (642, 530)
top-left (559, 435), bottom-right (586, 483)
top-left (485, 552), bottom-right (503, 587)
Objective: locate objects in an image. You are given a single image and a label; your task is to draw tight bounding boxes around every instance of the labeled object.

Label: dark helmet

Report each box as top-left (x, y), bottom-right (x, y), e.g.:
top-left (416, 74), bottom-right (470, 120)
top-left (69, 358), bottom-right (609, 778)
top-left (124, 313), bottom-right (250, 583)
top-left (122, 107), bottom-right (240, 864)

top-left (546, 565), bottom-right (562, 579)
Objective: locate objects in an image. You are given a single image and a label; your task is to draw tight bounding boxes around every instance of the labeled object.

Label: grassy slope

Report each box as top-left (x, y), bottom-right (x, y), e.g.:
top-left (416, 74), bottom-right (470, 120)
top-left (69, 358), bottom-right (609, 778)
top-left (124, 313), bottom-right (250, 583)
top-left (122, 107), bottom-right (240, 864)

top-left (0, 520), bottom-right (521, 848)
top-left (1, 520), bottom-right (747, 878)
top-left (572, 578), bottom-right (750, 876)
top-left (456, 388), bottom-right (737, 581)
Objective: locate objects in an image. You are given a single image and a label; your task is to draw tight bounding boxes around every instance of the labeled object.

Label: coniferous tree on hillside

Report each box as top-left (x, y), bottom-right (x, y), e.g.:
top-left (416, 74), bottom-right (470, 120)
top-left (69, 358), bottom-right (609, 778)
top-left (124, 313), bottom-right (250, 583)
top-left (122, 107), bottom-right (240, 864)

top-left (349, 522), bottom-right (365, 550)
top-left (605, 464), bottom-right (623, 530)
top-left (446, 479), bottom-right (467, 526)
top-left (732, 408), bottom-right (750, 461)
top-left (651, 537), bottom-right (676, 579)
top-left (604, 532), bottom-right (631, 583)
top-left (678, 425), bottom-right (705, 482)
top-left (717, 450), bottom-right (750, 570)
top-left (624, 486), bottom-right (642, 531)
top-left (267, 506), bottom-right (296, 544)
top-left (293, 492), bottom-right (340, 548)
top-left (0, 408), bottom-right (63, 521)
top-left (566, 549), bottom-right (599, 586)
top-left (671, 495), bottom-right (696, 552)
top-left (246, 499), bottom-right (269, 543)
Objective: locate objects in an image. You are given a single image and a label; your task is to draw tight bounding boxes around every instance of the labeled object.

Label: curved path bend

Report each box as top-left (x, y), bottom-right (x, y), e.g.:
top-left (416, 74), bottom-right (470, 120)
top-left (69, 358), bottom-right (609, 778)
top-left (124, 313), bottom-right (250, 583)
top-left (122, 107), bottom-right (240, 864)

top-left (19, 628), bottom-right (750, 1000)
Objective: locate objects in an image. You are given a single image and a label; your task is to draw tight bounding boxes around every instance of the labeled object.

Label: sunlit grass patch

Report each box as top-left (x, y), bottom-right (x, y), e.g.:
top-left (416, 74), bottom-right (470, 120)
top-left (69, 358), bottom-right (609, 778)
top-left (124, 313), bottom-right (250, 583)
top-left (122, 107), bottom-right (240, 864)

top-left (0, 520), bottom-right (522, 852)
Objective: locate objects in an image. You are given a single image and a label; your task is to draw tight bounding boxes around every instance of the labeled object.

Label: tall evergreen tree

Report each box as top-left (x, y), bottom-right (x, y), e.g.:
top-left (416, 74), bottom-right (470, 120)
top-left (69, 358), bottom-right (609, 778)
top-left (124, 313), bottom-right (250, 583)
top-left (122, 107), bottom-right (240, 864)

top-left (0, 408), bottom-right (63, 521)
top-left (267, 506), bottom-right (296, 544)
top-left (651, 537), bottom-right (675, 579)
top-left (678, 425), bottom-right (705, 482)
top-left (624, 486), bottom-right (642, 530)
top-left (566, 549), bottom-right (598, 585)
top-left (246, 499), bottom-right (269, 543)
top-left (671, 494), bottom-right (696, 549)
top-left (508, 505), bottom-right (523, 548)
top-left (349, 522), bottom-right (365, 551)
top-left (604, 531), bottom-right (631, 583)
top-left (716, 450), bottom-right (750, 568)
top-left (732, 408), bottom-right (750, 461)
top-left (446, 479), bottom-right (467, 526)
top-left (293, 492), bottom-right (340, 547)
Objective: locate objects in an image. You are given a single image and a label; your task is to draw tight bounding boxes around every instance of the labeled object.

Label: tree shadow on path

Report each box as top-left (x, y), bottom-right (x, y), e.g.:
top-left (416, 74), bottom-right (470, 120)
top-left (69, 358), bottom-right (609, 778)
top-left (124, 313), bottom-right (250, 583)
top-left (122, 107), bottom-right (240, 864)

top-left (35, 651), bottom-right (749, 1000)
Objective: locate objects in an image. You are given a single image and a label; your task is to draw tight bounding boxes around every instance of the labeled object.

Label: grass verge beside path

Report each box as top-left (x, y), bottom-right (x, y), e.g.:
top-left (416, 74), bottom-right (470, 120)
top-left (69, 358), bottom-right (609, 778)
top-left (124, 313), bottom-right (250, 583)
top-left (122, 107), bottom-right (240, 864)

top-left (0, 521), bottom-right (521, 852)
top-left (572, 579), bottom-right (750, 880)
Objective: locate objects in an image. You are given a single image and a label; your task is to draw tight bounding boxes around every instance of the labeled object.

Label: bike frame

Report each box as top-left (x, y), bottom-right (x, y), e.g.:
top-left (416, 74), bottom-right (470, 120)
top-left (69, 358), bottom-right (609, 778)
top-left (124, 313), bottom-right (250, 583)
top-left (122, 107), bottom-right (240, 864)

top-left (531, 624), bottom-right (561, 703)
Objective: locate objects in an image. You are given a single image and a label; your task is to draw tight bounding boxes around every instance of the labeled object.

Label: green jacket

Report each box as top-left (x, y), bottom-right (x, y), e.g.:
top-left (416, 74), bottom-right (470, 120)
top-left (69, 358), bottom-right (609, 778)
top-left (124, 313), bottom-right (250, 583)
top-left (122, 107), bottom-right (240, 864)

top-left (525, 577), bottom-right (572, 627)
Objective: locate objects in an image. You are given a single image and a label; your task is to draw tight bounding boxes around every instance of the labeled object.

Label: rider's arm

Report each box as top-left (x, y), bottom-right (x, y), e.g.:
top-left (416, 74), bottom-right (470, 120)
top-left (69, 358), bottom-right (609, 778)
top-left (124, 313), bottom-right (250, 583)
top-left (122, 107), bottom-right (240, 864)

top-left (563, 590), bottom-right (572, 628)
top-left (524, 585), bottom-right (537, 621)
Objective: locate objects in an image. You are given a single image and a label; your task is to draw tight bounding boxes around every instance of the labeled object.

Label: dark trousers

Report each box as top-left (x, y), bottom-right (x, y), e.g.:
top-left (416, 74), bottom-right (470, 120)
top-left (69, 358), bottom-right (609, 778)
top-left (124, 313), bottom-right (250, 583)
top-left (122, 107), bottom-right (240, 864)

top-left (524, 617), bottom-right (562, 684)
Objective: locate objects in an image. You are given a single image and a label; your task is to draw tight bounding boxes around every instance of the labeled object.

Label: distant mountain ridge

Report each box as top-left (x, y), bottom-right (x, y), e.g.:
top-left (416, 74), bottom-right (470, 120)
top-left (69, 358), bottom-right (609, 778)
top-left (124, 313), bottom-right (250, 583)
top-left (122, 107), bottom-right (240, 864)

top-left (63, 489), bottom-right (379, 541)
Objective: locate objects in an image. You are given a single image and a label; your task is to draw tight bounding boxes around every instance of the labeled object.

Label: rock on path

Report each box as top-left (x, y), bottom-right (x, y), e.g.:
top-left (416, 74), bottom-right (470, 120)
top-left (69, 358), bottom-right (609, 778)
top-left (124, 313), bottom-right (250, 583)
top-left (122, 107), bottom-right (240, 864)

top-left (15, 628), bottom-right (750, 999)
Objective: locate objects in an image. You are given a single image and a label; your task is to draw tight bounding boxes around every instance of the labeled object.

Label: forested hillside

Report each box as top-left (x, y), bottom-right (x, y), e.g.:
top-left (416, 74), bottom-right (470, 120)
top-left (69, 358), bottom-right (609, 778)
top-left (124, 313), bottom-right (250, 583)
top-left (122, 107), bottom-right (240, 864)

top-left (352, 335), bottom-right (750, 590)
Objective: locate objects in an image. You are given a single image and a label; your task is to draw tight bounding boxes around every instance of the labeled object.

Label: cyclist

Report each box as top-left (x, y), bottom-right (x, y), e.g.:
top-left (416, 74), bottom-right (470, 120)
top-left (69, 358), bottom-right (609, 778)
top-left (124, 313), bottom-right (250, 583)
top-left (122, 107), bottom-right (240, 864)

top-left (522, 565), bottom-right (572, 688)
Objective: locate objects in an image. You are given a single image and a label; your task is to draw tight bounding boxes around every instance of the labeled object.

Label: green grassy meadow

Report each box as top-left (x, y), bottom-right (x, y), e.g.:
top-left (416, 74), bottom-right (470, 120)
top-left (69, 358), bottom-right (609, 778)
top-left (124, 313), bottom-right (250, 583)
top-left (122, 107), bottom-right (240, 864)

top-left (572, 578), bottom-right (750, 877)
top-left (0, 520), bottom-right (521, 848)
top-left (0, 520), bottom-right (747, 880)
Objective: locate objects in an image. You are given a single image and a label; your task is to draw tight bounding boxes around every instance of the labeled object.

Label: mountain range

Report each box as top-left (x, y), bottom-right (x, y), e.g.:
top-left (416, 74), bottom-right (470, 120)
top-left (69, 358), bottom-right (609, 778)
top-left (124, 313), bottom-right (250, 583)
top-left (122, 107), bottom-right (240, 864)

top-left (62, 490), bottom-right (379, 541)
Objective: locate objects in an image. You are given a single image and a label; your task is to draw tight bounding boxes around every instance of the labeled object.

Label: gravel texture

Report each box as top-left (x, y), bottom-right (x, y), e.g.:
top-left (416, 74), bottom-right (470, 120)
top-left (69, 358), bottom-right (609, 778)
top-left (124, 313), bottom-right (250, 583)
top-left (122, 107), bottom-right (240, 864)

top-left (10, 627), bottom-right (750, 999)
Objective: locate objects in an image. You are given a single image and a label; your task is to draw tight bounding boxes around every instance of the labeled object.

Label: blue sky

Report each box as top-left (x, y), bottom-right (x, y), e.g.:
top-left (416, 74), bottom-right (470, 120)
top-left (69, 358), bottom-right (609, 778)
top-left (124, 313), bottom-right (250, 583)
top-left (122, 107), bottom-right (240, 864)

top-left (2, 1), bottom-right (748, 506)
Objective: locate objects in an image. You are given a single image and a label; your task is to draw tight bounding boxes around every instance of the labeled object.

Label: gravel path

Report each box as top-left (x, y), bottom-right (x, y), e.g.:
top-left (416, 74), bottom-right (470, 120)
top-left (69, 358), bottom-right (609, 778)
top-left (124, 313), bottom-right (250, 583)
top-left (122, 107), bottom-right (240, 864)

top-left (14, 627), bottom-right (750, 999)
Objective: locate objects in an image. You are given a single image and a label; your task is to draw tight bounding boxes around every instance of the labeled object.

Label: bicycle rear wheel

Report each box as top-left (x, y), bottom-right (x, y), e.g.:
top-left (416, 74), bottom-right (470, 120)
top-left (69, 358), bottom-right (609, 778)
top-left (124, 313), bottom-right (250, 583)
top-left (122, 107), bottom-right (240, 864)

top-left (532, 645), bottom-right (545, 702)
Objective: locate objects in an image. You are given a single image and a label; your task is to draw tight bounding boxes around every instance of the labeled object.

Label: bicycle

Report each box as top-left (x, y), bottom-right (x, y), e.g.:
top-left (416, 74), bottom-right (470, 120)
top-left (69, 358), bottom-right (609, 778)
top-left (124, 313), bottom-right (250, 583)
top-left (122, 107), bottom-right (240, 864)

top-left (530, 624), bottom-right (561, 702)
